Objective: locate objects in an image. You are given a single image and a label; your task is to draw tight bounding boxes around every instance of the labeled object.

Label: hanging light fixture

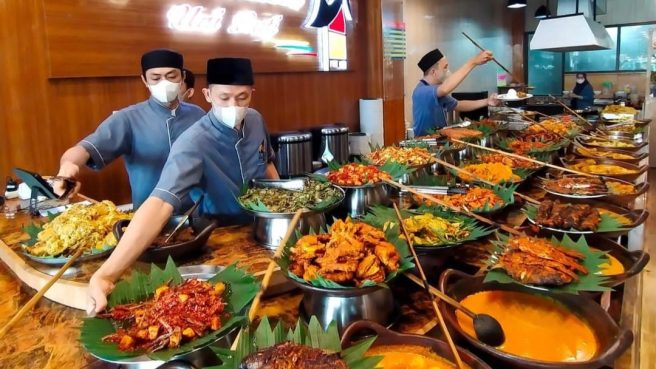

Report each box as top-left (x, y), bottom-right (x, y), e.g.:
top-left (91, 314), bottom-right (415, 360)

top-left (534, 1), bottom-right (551, 19)
top-left (507, 0), bottom-right (527, 8)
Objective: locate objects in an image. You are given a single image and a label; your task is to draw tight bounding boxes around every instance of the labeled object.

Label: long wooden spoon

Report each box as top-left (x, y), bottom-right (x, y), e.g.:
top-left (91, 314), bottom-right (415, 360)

top-left (392, 203), bottom-right (466, 369)
top-left (450, 138), bottom-right (596, 178)
top-left (431, 156), bottom-right (540, 205)
top-left (382, 178), bottom-right (523, 236)
top-left (230, 208), bottom-right (305, 350)
top-left (0, 245), bottom-right (85, 338)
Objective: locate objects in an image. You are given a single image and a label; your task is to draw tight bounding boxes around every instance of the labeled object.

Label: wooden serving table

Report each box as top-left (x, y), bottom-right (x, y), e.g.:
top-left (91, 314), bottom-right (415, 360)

top-left (0, 198), bottom-right (438, 369)
top-left (0, 182), bottom-right (651, 368)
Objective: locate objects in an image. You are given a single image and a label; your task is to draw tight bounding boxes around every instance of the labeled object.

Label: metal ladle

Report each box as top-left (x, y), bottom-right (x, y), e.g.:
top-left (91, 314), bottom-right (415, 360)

top-left (404, 272), bottom-right (506, 347)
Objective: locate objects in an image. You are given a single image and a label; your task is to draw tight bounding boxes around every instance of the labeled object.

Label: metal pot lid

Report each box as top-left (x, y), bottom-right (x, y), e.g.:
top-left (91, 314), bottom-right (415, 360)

top-left (321, 126), bottom-right (349, 135)
top-left (277, 131), bottom-right (312, 142)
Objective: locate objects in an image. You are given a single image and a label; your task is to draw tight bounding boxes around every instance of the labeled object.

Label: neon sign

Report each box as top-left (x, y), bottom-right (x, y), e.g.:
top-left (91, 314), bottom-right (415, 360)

top-left (167, 4), bottom-right (226, 34)
top-left (166, 4), bottom-right (283, 40)
top-left (227, 10), bottom-right (283, 41)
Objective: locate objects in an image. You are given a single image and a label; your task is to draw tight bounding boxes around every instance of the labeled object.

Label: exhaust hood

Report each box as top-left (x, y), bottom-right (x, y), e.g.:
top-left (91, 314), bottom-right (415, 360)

top-left (530, 14), bottom-right (614, 52)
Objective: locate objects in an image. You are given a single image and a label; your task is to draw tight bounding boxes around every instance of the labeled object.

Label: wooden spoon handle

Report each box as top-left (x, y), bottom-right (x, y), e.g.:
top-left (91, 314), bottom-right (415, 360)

top-left (392, 203), bottom-right (466, 369)
top-left (0, 245), bottom-right (86, 338)
top-left (450, 138), bottom-right (594, 178)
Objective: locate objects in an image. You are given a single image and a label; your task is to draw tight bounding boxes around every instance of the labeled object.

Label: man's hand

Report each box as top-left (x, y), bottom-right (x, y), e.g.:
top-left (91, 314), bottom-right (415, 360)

top-left (470, 50), bottom-right (494, 66)
top-left (487, 93), bottom-right (501, 107)
top-left (54, 161), bottom-right (81, 198)
top-left (87, 273), bottom-right (115, 316)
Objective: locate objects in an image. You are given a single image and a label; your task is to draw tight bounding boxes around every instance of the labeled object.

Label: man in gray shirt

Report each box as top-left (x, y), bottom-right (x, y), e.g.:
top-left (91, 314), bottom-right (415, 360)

top-left (54, 49), bottom-right (205, 209)
top-left (87, 57), bottom-right (279, 314)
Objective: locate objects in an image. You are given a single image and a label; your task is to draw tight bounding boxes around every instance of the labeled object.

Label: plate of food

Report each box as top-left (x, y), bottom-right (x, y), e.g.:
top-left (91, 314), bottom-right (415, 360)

top-left (113, 216), bottom-right (217, 262)
top-left (573, 145), bottom-right (645, 164)
top-left (238, 177), bottom-right (344, 215)
top-left (367, 146), bottom-right (436, 167)
top-left (278, 217), bottom-right (414, 289)
top-left (80, 260), bottom-right (259, 363)
top-left (361, 206), bottom-right (494, 252)
top-left (562, 157), bottom-right (647, 182)
top-left (485, 234), bottom-right (609, 293)
top-left (601, 104), bottom-right (637, 121)
top-left (527, 117), bottom-right (582, 138)
top-left (452, 162), bottom-right (531, 185)
top-left (413, 183), bottom-right (517, 215)
top-left (576, 136), bottom-right (646, 152)
top-left (497, 133), bottom-right (569, 156)
top-left (475, 152), bottom-right (543, 170)
top-left (523, 200), bottom-right (644, 236)
top-left (215, 317), bottom-right (383, 369)
top-left (497, 89), bottom-right (532, 101)
top-left (21, 200), bottom-right (132, 265)
top-left (540, 175), bottom-right (610, 199)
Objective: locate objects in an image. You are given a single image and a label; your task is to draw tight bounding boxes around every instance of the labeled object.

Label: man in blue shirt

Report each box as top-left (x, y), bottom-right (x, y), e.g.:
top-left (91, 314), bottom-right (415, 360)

top-left (54, 49), bottom-right (206, 209)
top-left (87, 58), bottom-right (279, 314)
top-left (412, 48), bottom-right (500, 136)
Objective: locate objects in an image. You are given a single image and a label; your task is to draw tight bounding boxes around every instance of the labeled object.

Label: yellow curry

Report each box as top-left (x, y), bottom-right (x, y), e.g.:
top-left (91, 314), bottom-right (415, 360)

top-left (457, 291), bottom-right (598, 362)
top-left (366, 345), bottom-right (470, 369)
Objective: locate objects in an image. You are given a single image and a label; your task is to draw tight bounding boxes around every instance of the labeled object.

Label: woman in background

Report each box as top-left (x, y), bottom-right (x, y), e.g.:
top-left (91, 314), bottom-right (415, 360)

top-left (570, 73), bottom-right (594, 110)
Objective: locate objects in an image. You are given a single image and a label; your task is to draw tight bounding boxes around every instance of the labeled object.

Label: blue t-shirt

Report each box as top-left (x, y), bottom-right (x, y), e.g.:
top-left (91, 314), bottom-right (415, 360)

top-left (152, 109), bottom-right (275, 225)
top-left (79, 97), bottom-right (205, 209)
top-left (412, 80), bottom-right (459, 136)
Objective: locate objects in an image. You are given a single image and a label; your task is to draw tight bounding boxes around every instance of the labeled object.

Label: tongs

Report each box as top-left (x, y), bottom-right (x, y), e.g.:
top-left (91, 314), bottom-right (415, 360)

top-left (164, 194), bottom-right (204, 244)
top-left (402, 185), bottom-right (468, 195)
top-left (250, 178), bottom-right (305, 191)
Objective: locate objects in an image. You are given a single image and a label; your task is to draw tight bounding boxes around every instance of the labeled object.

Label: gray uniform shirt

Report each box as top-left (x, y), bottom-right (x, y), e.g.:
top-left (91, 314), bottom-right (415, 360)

top-left (79, 97), bottom-right (205, 208)
top-left (152, 109), bottom-right (275, 224)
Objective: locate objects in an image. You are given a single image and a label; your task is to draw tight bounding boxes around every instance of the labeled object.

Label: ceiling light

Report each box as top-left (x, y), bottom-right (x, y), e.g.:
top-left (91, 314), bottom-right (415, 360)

top-left (507, 0), bottom-right (527, 8)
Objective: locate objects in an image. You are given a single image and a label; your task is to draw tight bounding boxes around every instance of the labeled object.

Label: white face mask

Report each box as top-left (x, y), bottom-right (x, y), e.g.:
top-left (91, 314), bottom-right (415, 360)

top-left (148, 79), bottom-right (181, 104)
top-left (212, 106), bottom-right (248, 129)
top-left (576, 78), bottom-right (585, 84)
top-left (436, 69), bottom-right (451, 84)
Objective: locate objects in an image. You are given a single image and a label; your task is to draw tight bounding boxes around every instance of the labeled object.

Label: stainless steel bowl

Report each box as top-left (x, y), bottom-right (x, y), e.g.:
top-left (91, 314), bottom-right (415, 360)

top-left (336, 183), bottom-right (391, 218)
top-left (400, 163), bottom-right (434, 185)
top-left (253, 212), bottom-right (328, 249)
top-left (244, 178), bottom-right (345, 249)
top-left (313, 168), bottom-right (390, 219)
top-left (292, 280), bottom-right (396, 332)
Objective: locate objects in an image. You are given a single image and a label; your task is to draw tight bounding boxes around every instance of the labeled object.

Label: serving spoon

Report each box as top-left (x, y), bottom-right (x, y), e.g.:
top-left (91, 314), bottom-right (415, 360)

top-left (392, 203), bottom-right (506, 348)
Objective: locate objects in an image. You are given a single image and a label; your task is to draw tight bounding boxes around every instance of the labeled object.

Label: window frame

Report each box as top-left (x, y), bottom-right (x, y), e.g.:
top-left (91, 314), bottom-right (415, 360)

top-left (525, 21), bottom-right (656, 95)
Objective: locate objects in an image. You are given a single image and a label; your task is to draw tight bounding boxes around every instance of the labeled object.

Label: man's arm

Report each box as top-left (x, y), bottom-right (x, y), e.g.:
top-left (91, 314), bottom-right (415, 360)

top-left (265, 163), bottom-right (279, 179)
top-left (455, 99), bottom-right (488, 112)
top-left (88, 197), bottom-right (173, 314)
top-left (54, 146), bottom-right (90, 196)
top-left (437, 51), bottom-right (494, 97)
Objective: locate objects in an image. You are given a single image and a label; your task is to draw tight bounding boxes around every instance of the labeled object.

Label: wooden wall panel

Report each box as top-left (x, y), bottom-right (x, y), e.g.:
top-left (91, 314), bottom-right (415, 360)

top-left (43, 0), bottom-right (351, 77)
top-left (0, 0), bottom-right (379, 205)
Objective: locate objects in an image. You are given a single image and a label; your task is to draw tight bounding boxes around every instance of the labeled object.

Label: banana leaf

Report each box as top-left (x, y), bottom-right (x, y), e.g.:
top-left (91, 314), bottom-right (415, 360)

top-left (276, 222), bottom-right (414, 289)
top-left (484, 233), bottom-right (610, 293)
top-left (79, 258), bottom-right (259, 361)
top-left (209, 316), bottom-right (381, 369)
top-left (361, 205), bottom-right (494, 248)
top-left (523, 203), bottom-right (627, 233)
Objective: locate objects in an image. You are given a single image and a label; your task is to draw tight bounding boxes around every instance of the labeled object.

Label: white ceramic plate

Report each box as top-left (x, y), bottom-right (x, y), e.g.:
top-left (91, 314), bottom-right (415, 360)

top-left (497, 93), bottom-right (533, 101)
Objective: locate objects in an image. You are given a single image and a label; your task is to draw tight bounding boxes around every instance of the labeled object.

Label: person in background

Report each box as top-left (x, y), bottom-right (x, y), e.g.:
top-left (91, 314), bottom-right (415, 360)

top-left (412, 48), bottom-right (500, 137)
top-left (570, 73), bottom-right (594, 110)
top-left (179, 68), bottom-right (196, 102)
top-left (87, 57), bottom-right (279, 314)
top-left (54, 49), bottom-right (206, 209)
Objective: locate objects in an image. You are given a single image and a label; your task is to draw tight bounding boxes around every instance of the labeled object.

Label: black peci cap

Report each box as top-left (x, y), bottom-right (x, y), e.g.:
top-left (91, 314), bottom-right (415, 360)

top-left (207, 58), bottom-right (254, 86)
top-left (417, 48), bottom-right (444, 72)
top-left (141, 49), bottom-right (183, 75)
